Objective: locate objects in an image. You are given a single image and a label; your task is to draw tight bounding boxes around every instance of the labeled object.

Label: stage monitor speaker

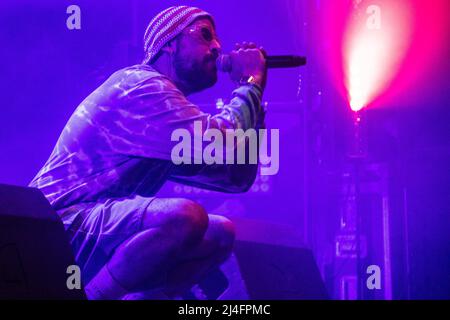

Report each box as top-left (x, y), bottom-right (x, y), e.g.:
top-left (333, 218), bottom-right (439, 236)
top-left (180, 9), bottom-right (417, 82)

top-left (192, 240), bottom-right (329, 300)
top-left (0, 184), bottom-right (86, 299)
top-left (232, 241), bottom-right (329, 300)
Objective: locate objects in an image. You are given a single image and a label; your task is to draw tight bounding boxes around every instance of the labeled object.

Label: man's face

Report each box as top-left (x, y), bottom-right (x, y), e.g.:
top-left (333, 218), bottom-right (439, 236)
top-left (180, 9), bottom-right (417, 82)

top-left (173, 18), bottom-right (221, 94)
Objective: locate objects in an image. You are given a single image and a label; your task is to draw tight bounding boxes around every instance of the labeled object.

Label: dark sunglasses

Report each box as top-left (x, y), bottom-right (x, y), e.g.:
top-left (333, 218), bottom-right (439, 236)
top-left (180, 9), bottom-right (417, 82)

top-left (186, 25), bottom-right (220, 44)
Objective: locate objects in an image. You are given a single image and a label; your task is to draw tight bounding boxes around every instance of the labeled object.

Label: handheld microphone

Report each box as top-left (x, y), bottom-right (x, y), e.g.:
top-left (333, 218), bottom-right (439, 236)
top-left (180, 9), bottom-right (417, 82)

top-left (216, 54), bottom-right (307, 72)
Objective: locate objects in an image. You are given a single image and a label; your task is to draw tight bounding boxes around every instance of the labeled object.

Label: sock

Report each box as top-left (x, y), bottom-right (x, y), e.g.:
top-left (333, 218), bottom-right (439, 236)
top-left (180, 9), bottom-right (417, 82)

top-left (85, 265), bottom-right (129, 300)
top-left (122, 290), bottom-right (170, 300)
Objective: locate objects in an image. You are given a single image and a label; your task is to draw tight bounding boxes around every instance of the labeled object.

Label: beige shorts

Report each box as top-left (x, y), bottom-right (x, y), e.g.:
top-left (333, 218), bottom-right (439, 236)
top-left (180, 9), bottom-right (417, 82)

top-left (57, 195), bottom-right (156, 284)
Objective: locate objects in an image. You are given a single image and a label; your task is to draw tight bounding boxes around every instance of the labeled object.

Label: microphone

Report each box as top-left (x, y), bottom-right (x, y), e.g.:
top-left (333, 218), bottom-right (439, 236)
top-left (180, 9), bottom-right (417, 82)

top-left (216, 54), bottom-right (307, 72)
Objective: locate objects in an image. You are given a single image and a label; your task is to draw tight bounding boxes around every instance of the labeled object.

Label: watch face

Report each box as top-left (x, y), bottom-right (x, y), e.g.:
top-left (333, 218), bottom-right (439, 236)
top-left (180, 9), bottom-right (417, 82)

top-left (240, 75), bottom-right (256, 85)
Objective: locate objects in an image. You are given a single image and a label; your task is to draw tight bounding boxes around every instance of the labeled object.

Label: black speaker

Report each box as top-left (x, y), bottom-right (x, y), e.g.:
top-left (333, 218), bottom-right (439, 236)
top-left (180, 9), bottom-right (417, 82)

top-left (189, 218), bottom-right (329, 300)
top-left (232, 241), bottom-right (329, 300)
top-left (0, 184), bottom-right (86, 299)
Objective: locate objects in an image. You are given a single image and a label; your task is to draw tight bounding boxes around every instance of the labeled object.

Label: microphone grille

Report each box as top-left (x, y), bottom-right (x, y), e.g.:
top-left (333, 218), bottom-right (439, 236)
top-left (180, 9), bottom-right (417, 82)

top-left (216, 54), bottom-right (232, 73)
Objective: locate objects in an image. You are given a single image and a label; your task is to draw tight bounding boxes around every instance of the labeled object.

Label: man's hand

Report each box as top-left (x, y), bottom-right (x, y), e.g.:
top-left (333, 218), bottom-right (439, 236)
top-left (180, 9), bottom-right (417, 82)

top-left (229, 42), bottom-right (267, 89)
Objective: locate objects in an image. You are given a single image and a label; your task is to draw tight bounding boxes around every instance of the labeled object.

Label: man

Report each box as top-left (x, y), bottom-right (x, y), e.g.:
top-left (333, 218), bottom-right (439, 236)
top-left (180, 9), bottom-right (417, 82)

top-left (30, 5), bottom-right (266, 299)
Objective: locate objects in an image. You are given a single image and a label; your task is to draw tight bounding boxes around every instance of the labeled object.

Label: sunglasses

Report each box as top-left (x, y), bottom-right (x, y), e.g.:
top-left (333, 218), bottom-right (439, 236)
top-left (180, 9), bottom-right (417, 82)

top-left (186, 25), bottom-right (220, 44)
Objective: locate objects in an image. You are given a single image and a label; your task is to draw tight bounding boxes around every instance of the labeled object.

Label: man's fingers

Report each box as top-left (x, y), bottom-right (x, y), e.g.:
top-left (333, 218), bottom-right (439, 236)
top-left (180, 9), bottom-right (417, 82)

top-left (259, 46), bottom-right (267, 57)
top-left (233, 42), bottom-right (266, 64)
top-left (242, 42), bottom-right (257, 49)
top-left (235, 42), bottom-right (262, 51)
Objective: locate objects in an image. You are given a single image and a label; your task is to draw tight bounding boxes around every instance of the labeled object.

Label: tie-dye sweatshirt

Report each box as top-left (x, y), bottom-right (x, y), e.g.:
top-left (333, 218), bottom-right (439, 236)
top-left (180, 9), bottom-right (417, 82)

top-left (29, 64), bottom-right (264, 210)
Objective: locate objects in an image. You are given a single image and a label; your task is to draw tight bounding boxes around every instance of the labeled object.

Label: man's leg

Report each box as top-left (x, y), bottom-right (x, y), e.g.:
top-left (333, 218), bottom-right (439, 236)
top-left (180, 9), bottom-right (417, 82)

top-left (122, 214), bottom-right (235, 300)
top-left (85, 198), bottom-right (234, 299)
top-left (163, 214), bottom-right (235, 298)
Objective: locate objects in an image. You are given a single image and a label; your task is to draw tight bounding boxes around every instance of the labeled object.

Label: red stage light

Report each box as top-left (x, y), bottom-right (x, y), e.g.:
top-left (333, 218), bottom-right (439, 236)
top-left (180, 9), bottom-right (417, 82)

top-left (320, 0), bottom-right (449, 110)
top-left (344, 1), bottom-right (413, 111)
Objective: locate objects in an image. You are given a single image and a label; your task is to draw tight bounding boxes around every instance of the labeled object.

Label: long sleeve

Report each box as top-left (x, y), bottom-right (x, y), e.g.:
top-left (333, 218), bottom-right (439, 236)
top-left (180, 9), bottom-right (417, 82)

top-left (168, 93), bottom-right (266, 193)
top-left (29, 65), bottom-right (266, 208)
top-left (91, 66), bottom-right (265, 192)
top-left (28, 64), bottom-right (268, 209)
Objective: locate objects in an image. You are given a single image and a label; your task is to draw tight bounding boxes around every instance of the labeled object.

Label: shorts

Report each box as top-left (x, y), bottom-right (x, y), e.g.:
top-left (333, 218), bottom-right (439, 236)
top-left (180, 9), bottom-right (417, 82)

top-left (57, 195), bottom-right (156, 284)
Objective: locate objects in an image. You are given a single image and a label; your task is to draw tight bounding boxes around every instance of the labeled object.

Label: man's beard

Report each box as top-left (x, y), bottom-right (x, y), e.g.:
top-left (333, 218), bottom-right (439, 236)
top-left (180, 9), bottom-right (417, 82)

top-left (173, 52), bottom-right (218, 93)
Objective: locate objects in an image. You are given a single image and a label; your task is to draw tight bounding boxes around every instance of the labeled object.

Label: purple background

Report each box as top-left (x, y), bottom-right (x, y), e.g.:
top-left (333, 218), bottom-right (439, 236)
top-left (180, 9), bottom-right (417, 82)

top-left (0, 0), bottom-right (449, 299)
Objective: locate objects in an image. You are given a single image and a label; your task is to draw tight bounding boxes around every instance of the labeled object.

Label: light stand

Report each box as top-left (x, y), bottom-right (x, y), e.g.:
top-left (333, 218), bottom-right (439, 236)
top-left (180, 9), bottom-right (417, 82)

top-left (347, 109), bottom-right (368, 300)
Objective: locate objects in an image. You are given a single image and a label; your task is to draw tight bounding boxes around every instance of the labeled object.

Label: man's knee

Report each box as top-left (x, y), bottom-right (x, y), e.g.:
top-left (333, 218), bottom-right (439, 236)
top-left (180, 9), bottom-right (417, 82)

top-left (144, 198), bottom-right (209, 247)
top-left (172, 199), bottom-right (209, 246)
top-left (208, 215), bottom-right (236, 256)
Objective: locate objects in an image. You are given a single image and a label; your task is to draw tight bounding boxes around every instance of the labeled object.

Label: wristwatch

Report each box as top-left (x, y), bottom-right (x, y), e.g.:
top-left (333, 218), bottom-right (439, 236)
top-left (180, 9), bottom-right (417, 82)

top-left (239, 75), bottom-right (259, 86)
